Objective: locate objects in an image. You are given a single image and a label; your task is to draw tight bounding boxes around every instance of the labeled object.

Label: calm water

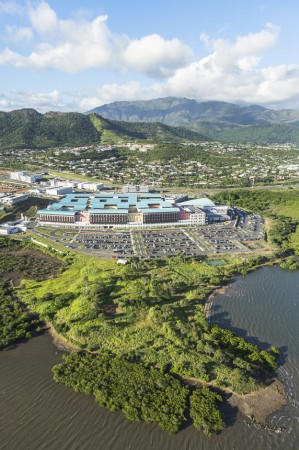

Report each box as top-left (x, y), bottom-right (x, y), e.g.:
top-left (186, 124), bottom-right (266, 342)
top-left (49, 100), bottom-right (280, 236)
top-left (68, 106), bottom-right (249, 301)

top-left (0, 266), bottom-right (298, 450)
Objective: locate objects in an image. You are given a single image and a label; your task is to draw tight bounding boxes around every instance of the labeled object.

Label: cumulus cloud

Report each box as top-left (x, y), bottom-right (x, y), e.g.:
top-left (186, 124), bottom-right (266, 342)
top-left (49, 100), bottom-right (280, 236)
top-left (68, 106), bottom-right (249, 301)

top-left (165, 23), bottom-right (299, 105)
top-left (77, 81), bottom-right (165, 112)
top-left (122, 34), bottom-right (193, 77)
top-left (28, 0), bottom-right (58, 34)
top-left (0, 1), bottom-right (192, 75)
top-left (1, 3), bottom-right (299, 111)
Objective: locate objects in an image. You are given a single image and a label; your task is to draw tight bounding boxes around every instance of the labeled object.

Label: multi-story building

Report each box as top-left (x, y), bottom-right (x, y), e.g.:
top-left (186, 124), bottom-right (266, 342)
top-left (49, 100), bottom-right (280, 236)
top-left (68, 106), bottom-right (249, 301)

top-left (45, 187), bottom-right (73, 197)
top-left (0, 193), bottom-right (29, 205)
top-left (10, 171), bottom-right (44, 184)
top-left (37, 193), bottom-right (181, 226)
top-left (36, 193), bottom-right (229, 228)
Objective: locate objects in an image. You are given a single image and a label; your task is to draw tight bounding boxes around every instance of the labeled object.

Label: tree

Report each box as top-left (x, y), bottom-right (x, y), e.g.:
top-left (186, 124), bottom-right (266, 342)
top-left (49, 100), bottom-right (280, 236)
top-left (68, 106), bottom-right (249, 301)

top-left (190, 387), bottom-right (224, 435)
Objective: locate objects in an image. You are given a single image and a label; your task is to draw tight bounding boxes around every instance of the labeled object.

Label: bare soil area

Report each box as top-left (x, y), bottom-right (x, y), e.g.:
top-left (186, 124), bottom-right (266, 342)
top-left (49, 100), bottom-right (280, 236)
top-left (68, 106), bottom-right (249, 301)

top-left (228, 378), bottom-right (286, 423)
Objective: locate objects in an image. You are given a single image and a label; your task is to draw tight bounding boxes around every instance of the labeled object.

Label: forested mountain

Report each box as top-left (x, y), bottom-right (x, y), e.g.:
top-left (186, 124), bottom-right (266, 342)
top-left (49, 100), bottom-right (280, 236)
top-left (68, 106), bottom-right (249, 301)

top-left (89, 97), bottom-right (299, 145)
top-left (0, 109), bottom-right (100, 149)
top-left (184, 121), bottom-right (299, 145)
top-left (89, 113), bottom-right (207, 144)
top-left (3, 101), bottom-right (299, 150)
top-left (0, 109), bottom-right (207, 150)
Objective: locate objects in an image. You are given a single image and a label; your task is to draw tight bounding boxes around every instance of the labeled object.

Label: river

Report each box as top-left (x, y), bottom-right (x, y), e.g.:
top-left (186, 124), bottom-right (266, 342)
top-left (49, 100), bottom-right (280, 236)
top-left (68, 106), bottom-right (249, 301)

top-left (0, 266), bottom-right (298, 450)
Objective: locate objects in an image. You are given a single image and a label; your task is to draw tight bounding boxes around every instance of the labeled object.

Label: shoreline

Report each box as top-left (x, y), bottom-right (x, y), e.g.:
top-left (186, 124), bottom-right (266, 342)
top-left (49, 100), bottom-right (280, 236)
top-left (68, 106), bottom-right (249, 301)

top-left (203, 270), bottom-right (288, 427)
top-left (227, 378), bottom-right (287, 425)
top-left (204, 282), bottom-right (233, 320)
top-left (47, 318), bottom-right (288, 430)
top-left (44, 323), bottom-right (79, 352)
top-left (45, 265), bottom-right (288, 432)
top-left (184, 375), bottom-right (287, 429)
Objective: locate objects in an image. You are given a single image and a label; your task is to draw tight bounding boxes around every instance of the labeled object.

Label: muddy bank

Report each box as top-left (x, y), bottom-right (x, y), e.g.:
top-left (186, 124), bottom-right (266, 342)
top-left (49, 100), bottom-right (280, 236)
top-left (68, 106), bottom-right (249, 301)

top-left (45, 323), bottom-right (79, 352)
top-left (184, 375), bottom-right (287, 429)
top-left (227, 378), bottom-right (286, 423)
top-left (204, 283), bottom-right (232, 319)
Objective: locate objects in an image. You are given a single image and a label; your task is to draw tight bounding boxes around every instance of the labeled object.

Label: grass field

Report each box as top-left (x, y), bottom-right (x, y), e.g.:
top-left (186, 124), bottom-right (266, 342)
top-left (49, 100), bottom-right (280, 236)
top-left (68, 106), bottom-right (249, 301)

top-left (48, 170), bottom-right (112, 185)
top-left (18, 250), bottom-right (277, 395)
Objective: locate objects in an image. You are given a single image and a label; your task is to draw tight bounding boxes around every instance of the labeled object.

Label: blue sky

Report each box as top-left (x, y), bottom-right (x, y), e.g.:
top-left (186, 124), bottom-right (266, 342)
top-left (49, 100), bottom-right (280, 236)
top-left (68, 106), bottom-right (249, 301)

top-left (1, 0), bottom-right (299, 111)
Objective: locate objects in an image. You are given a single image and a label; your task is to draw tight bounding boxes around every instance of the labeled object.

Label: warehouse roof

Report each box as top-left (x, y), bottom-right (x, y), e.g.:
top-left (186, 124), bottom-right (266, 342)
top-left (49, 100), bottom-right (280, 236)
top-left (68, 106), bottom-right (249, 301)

top-left (179, 197), bottom-right (215, 207)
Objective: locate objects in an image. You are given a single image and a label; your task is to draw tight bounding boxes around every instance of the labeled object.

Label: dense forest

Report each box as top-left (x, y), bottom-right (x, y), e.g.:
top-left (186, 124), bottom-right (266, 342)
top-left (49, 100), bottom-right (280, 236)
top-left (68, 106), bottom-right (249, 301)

top-left (0, 237), bottom-right (62, 347)
top-left (3, 103), bottom-right (299, 150)
top-left (0, 109), bottom-right (206, 150)
top-left (52, 351), bottom-right (223, 434)
top-left (0, 109), bottom-right (100, 149)
top-left (0, 286), bottom-right (37, 348)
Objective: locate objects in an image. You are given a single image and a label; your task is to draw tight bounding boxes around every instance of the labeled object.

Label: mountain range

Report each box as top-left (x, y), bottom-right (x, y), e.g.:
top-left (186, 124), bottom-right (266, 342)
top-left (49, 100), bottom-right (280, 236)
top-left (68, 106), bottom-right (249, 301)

top-left (89, 97), bottom-right (299, 145)
top-left (2, 98), bottom-right (299, 150)
top-left (89, 97), bottom-right (299, 127)
top-left (0, 108), bottom-right (206, 150)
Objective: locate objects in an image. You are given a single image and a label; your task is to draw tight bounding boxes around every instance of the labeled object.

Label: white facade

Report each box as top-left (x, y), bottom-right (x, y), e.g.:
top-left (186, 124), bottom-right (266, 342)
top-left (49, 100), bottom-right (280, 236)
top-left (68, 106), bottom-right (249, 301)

top-left (10, 171), bottom-right (27, 180)
top-left (10, 171), bottom-right (43, 183)
top-left (0, 225), bottom-right (21, 235)
top-left (189, 211), bottom-right (206, 224)
top-left (77, 182), bottom-right (104, 191)
top-left (122, 184), bottom-right (149, 193)
top-left (50, 179), bottom-right (74, 188)
top-left (46, 187), bottom-right (73, 197)
top-left (0, 193), bottom-right (29, 205)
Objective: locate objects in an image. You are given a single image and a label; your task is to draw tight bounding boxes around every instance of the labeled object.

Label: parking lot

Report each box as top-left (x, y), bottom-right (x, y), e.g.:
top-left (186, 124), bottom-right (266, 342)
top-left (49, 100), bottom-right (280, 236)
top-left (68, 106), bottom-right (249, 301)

top-left (134, 229), bottom-right (202, 258)
top-left (35, 208), bottom-right (264, 259)
top-left (76, 231), bottom-right (135, 258)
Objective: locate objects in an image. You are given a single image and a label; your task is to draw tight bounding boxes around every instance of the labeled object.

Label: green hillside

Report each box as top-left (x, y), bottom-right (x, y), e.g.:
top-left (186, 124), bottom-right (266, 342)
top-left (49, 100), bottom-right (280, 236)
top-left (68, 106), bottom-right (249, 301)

top-left (186, 121), bottom-right (299, 145)
top-left (0, 109), bottom-right (208, 150)
top-left (0, 109), bottom-right (100, 149)
top-left (2, 104), bottom-right (299, 149)
top-left (89, 113), bottom-right (208, 144)
top-left (89, 97), bottom-right (299, 145)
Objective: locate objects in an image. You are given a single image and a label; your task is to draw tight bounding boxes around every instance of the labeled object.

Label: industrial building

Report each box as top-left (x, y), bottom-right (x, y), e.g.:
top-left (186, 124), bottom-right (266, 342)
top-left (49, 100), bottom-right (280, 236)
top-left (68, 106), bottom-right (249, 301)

top-left (0, 193), bottom-right (29, 205)
top-left (45, 187), bottom-right (73, 197)
top-left (179, 198), bottom-right (230, 223)
top-left (37, 193), bottom-right (230, 228)
top-left (10, 171), bottom-right (44, 184)
top-left (0, 219), bottom-right (30, 235)
top-left (122, 184), bottom-right (149, 193)
top-left (76, 182), bottom-right (104, 191)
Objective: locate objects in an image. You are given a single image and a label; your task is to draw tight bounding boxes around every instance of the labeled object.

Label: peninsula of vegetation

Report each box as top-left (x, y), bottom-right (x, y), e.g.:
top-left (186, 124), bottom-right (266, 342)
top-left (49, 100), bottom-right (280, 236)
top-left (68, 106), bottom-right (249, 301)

top-left (2, 187), bottom-right (299, 434)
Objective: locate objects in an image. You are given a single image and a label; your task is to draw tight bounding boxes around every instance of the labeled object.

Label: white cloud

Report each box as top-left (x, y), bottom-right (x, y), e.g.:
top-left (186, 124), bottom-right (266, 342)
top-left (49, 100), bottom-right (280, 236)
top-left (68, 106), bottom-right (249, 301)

top-left (165, 23), bottom-right (298, 105)
top-left (122, 34), bottom-right (193, 77)
top-left (0, 0), bottom-right (22, 15)
top-left (0, 1), bottom-right (192, 76)
top-left (5, 25), bottom-right (33, 42)
top-left (28, 0), bottom-right (58, 34)
top-left (12, 88), bottom-right (60, 105)
top-left (0, 89), bottom-right (61, 110)
top-left (0, 48), bottom-right (25, 66)
top-left (77, 81), bottom-right (165, 112)
top-left (1, 5), bottom-right (299, 111)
